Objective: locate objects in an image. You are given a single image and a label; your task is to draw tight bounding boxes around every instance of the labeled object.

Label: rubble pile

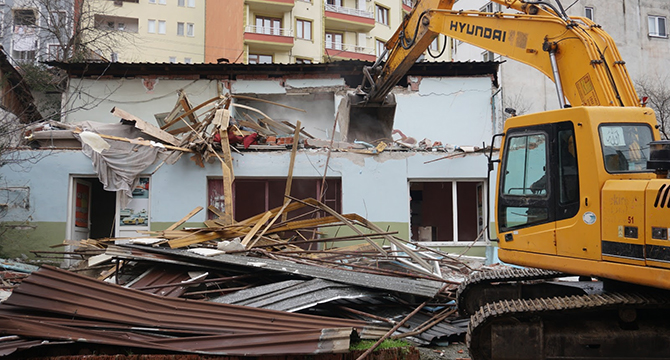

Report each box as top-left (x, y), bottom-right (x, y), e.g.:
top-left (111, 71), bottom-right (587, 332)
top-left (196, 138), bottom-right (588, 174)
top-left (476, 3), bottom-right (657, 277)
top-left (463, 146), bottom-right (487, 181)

top-left (10, 91), bottom-right (496, 358)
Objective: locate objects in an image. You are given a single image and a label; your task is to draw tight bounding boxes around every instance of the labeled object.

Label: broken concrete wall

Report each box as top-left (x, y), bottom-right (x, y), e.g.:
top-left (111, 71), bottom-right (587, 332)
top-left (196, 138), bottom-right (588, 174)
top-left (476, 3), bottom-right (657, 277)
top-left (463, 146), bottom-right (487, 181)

top-left (1, 72), bottom-right (495, 259)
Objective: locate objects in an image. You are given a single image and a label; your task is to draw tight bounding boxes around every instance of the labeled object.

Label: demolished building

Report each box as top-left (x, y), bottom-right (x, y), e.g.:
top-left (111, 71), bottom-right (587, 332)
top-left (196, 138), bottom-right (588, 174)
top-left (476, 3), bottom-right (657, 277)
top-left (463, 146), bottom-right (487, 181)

top-left (0, 59), bottom-right (500, 260)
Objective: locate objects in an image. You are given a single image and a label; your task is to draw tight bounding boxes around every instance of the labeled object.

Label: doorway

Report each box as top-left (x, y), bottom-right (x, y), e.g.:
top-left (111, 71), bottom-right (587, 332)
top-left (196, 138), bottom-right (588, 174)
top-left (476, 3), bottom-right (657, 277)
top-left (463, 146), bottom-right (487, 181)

top-left (67, 177), bottom-right (117, 242)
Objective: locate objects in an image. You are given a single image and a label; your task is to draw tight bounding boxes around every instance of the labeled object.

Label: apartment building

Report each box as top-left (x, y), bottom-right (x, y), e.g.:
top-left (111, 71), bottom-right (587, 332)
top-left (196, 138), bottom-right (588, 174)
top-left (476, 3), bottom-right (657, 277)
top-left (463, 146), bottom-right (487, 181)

top-left (206, 0), bottom-right (450, 64)
top-left (88, 0), bottom-right (205, 63)
top-left (452, 1), bottom-right (670, 117)
top-left (0, 0), bottom-right (75, 65)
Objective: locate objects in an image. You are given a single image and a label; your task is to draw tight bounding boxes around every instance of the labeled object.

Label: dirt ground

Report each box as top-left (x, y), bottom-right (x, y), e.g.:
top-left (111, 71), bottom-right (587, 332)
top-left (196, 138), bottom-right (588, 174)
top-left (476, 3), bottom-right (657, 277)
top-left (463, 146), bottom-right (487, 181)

top-left (418, 342), bottom-right (470, 360)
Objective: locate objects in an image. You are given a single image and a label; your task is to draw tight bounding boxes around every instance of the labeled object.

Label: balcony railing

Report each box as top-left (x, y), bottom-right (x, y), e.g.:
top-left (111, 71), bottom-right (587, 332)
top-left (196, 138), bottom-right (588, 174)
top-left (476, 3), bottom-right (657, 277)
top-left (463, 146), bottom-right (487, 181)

top-left (245, 25), bottom-right (293, 37)
top-left (326, 42), bottom-right (375, 55)
top-left (325, 4), bottom-right (373, 19)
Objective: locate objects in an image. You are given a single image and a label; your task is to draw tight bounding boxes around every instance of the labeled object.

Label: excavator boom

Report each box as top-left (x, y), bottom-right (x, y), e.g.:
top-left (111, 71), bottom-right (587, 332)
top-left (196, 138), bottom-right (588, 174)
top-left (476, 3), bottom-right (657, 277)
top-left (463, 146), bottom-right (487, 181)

top-left (358, 0), bottom-right (639, 114)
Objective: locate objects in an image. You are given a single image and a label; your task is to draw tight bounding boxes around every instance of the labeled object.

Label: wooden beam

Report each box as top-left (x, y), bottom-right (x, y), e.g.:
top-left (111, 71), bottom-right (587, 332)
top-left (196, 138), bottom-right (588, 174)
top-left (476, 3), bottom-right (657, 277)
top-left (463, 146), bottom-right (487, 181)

top-left (240, 211), bottom-right (273, 247)
top-left (74, 129), bottom-right (192, 152)
top-left (166, 206), bottom-right (203, 231)
top-left (110, 107), bottom-right (180, 146)
top-left (232, 95), bottom-right (307, 113)
top-left (161, 95), bottom-right (224, 130)
top-left (282, 121), bottom-right (301, 222)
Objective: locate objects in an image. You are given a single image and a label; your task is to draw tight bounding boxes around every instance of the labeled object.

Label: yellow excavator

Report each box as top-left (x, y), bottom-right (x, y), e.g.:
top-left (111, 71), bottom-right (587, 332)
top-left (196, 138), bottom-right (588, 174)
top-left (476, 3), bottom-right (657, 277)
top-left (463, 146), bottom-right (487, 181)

top-left (349, 0), bottom-right (670, 359)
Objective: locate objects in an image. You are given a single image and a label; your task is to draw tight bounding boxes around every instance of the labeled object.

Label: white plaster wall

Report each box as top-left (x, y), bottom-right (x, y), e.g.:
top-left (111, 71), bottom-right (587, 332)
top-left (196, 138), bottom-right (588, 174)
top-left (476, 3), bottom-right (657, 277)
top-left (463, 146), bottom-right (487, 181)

top-left (0, 149), bottom-right (491, 228)
top-left (394, 76), bottom-right (494, 146)
top-left (64, 78), bottom-right (221, 127)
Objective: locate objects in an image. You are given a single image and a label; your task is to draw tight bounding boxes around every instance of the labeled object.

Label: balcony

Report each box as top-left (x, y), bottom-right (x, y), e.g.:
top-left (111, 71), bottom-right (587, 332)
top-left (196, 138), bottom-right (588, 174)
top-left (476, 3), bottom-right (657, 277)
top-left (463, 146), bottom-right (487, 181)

top-left (325, 4), bottom-right (374, 32)
top-left (402, 0), bottom-right (413, 13)
top-left (244, 25), bottom-right (294, 51)
top-left (245, 0), bottom-right (294, 13)
top-left (325, 43), bottom-right (376, 62)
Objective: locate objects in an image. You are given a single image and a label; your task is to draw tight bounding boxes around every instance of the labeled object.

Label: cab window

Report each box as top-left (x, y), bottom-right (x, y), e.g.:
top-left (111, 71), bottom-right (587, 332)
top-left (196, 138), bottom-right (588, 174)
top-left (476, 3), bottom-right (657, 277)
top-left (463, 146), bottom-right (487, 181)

top-left (599, 124), bottom-right (654, 173)
top-left (500, 133), bottom-right (549, 229)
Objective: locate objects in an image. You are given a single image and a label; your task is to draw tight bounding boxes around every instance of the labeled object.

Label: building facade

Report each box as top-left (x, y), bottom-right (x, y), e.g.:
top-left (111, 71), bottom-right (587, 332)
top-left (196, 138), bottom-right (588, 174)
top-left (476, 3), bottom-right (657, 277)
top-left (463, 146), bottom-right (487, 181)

top-left (86, 0), bottom-right (206, 63)
top-left (0, 0), bottom-right (75, 64)
top-left (205, 0), bottom-right (450, 64)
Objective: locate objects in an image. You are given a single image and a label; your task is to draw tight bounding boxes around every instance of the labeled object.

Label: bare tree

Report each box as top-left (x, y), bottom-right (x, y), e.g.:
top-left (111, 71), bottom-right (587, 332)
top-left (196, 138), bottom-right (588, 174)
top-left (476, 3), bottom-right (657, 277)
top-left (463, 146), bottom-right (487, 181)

top-left (636, 75), bottom-right (670, 139)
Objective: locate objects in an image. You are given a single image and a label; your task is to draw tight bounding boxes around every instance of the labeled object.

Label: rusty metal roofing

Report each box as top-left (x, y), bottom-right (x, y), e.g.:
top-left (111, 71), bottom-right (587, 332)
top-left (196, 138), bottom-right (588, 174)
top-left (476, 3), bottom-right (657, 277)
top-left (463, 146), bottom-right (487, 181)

top-left (114, 245), bottom-right (444, 297)
top-left (126, 266), bottom-right (193, 297)
top-left (0, 265), bottom-right (377, 356)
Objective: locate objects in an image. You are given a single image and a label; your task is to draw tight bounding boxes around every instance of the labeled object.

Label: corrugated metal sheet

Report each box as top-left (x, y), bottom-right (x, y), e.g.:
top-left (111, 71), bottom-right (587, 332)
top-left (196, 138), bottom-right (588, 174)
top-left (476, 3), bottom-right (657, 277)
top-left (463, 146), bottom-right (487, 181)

top-left (126, 266), bottom-right (192, 297)
top-left (212, 278), bottom-right (380, 312)
top-left (0, 266), bottom-right (379, 356)
top-left (114, 245), bottom-right (444, 298)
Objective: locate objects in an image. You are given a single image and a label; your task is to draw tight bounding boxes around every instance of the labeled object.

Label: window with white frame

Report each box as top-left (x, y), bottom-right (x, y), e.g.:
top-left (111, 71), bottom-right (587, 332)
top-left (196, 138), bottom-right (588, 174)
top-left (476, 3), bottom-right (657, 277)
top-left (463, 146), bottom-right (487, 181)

top-left (169, 56), bottom-right (177, 63)
top-left (296, 58), bottom-right (312, 64)
top-left (187, 0), bottom-right (195, 7)
top-left (584, 6), bottom-right (594, 20)
top-left (325, 32), bottom-right (343, 50)
top-left (649, 15), bottom-right (667, 37)
top-left (410, 181), bottom-right (486, 243)
top-left (147, 19), bottom-right (156, 33)
top-left (327, 0), bottom-right (342, 5)
top-left (184, 57), bottom-right (192, 64)
top-left (149, 0), bottom-right (155, 3)
top-left (186, 23), bottom-right (194, 36)
top-left (158, 0), bottom-right (166, 4)
top-left (256, 16), bottom-right (281, 35)
top-left (376, 4), bottom-right (389, 25)
top-left (296, 19), bottom-right (312, 40)
top-left (249, 54), bottom-right (272, 64)
top-left (177, 22), bottom-right (184, 35)
top-left (158, 20), bottom-right (166, 34)
top-left (178, 0), bottom-right (184, 6)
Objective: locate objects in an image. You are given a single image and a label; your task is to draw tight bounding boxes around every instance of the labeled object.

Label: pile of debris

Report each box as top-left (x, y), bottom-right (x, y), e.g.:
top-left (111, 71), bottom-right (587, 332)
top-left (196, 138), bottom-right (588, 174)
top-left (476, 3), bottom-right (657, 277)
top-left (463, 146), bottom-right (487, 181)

top-left (11, 89), bottom-right (495, 358)
top-left (0, 196), bottom-right (491, 358)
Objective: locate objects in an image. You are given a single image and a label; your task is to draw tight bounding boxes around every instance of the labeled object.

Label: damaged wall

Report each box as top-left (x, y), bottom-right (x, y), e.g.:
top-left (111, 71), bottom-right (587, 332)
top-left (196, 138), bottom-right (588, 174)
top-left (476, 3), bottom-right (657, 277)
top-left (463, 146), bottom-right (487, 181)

top-left (2, 71), bottom-right (496, 259)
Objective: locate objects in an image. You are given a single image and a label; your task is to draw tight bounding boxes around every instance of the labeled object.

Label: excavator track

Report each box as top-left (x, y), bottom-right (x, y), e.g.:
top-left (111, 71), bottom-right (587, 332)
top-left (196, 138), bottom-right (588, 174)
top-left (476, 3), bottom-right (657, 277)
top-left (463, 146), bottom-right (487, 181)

top-left (467, 291), bottom-right (670, 360)
top-left (456, 267), bottom-right (568, 316)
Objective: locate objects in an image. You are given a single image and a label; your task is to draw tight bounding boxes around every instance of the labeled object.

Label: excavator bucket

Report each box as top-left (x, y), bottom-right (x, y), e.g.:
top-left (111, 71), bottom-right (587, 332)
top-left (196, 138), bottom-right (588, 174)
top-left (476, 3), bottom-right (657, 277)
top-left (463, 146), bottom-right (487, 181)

top-left (338, 93), bottom-right (396, 143)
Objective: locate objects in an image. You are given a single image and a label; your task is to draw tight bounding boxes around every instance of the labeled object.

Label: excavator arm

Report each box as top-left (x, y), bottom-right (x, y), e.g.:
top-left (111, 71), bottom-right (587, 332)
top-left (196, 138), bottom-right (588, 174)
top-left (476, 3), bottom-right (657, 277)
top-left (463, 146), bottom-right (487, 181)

top-left (360, 0), bottom-right (639, 108)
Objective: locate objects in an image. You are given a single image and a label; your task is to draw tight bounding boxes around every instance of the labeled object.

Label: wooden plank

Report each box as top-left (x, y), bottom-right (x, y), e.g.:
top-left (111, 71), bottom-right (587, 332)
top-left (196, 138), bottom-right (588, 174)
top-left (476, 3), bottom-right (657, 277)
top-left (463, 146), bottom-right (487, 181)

top-left (282, 121), bottom-right (315, 139)
top-left (220, 161), bottom-right (234, 226)
top-left (231, 103), bottom-right (295, 134)
top-left (282, 121), bottom-right (301, 223)
top-left (110, 107), bottom-right (180, 146)
top-left (236, 198), bottom-right (314, 226)
top-left (216, 109), bottom-right (234, 179)
top-left (168, 231), bottom-right (229, 249)
top-left (161, 95), bottom-right (224, 130)
top-left (179, 95), bottom-right (199, 125)
top-left (238, 119), bottom-right (275, 136)
top-left (267, 214), bottom-right (356, 233)
top-left (207, 205), bottom-right (226, 219)
top-left (286, 197), bottom-right (387, 255)
top-left (246, 201), bottom-right (291, 249)
top-left (166, 206), bottom-right (203, 231)
top-left (240, 211), bottom-right (273, 246)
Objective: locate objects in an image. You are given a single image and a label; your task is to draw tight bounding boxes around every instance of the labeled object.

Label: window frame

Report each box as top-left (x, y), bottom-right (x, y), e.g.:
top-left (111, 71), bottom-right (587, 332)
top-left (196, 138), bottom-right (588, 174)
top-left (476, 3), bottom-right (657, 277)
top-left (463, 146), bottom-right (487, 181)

top-left (296, 18), bottom-right (312, 40)
top-left (255, 16), bottom-right (281, 35)
top-left (186, 23), bottom-right (194, 37)
top-left (375, 4), bottom-right (389, 25)
top-left (147, 19), bottom-right (156, 33)
top-left (325, 32), bottom-right (343, 50)
top-left (178, 0), bottom-right (184, 6)
top-left (176, 22), bottom-right (184, 36)
top-left (157, 20), bottom-right (166, 34)
top-left (249, 54), bottom-right (273, 64)
top-left (648, 15), bottom-right (667, 38)
top-left (584, 6), bottom-right (594, 20)
top-left (187, 0), bottom-right (195, 7)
